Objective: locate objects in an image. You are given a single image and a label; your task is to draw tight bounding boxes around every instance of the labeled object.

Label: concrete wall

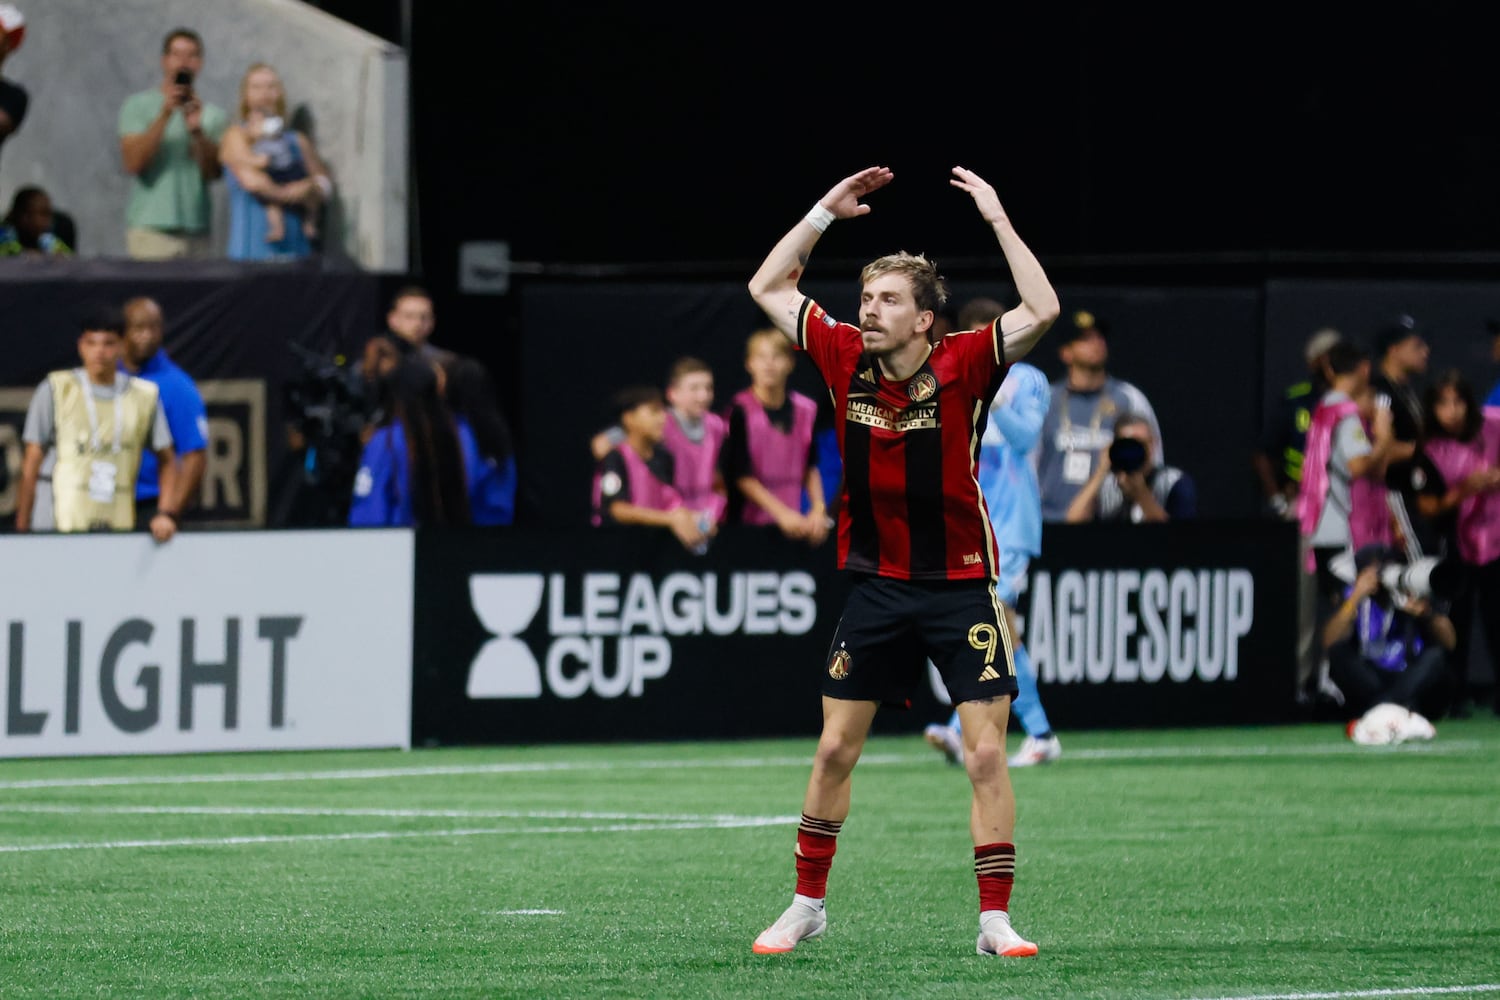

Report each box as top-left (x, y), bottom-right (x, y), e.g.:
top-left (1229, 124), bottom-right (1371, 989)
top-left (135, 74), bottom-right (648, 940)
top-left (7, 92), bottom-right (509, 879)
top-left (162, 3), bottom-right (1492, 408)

top-left (0, 0), bottom-right (407, 270)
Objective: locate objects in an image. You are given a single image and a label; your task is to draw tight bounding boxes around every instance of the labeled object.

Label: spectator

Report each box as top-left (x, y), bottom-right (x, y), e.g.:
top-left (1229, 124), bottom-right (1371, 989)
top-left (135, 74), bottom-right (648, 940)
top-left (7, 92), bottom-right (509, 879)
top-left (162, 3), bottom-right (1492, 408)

top-left (722, 327), bottom-right (828, 545)
top-left (1324, 543), bottom-right (1451, 731)
top-left (591, 356), bottom-right (730, 524)
top-left (218, 62), bottom-right (332, 261)
top-left (0, 3), bottom-right (28, 175)
top-left (1413, 370), bottom-right (1500, 716)
top-left (119, 296), bottom-right (208, 525)
top-left (1485, 320), bottom-right (1500, 409)
top-left (1297, 339), bottom-right (1397, 701)
top-left (1064, 411), bottom-right (1196, 522)
top-left (1368, 314), bottom-right (1433, 553)
top-left (1255, 327), bottom-right (1343, 702)
top-left (444, 356), bottom-right (517, 526)
top-left (348, 356), bottom-right (471, 527)
top-left (15, 305), bottom-right (179, 540)
top-left (118, 28), bottom-right (227, 260)
top-left (591, 383), bottom-right (714, 554)
top-left (1254, 327), bottom-right (1342, 520)
top-left (366, 285), bottom-right (457, 373)
top-left (1036, 310), bottom-right (1164, 521)
top-left (924, 359), bottom-right (1063, 769)
top-left (0, 185), bottom-right (70, 256)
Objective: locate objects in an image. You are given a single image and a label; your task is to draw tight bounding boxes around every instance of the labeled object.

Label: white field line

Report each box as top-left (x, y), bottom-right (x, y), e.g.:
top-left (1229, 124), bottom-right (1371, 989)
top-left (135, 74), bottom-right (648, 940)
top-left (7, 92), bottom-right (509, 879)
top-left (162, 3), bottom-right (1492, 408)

top-left (0, 740), bottom-right (1483, 792)
top-left (0, 804), bottom-right (790, 822)
top-left (1189, 985), bottom-right (1500, 1000)
top-left (0, 815), bottom-right (796, 853)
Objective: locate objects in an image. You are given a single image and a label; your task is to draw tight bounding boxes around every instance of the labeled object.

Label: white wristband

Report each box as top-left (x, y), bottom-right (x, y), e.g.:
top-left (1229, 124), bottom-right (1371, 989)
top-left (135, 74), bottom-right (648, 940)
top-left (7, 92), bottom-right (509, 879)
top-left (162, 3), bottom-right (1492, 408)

top-left (805, 202), bottom-right (835, 233)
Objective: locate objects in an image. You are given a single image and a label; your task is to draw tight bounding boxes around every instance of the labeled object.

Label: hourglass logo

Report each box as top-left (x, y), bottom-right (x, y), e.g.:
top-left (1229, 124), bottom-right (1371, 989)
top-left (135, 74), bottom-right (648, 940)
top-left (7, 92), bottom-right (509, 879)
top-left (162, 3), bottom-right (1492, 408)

top-left (466, 575), bottom-right (545, 698)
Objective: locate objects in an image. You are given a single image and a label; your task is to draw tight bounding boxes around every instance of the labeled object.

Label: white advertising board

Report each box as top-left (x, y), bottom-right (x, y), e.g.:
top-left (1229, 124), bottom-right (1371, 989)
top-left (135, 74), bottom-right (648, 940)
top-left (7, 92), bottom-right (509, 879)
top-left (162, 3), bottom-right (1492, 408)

top-left (1, 530), bottom-right (413, 758)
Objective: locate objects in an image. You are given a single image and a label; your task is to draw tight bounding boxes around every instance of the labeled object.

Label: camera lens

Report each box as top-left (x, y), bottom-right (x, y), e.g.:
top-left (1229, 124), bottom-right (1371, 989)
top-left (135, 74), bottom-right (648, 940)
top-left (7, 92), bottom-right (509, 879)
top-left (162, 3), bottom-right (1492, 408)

top-left (1108, 437), bottom-right (1147, 474)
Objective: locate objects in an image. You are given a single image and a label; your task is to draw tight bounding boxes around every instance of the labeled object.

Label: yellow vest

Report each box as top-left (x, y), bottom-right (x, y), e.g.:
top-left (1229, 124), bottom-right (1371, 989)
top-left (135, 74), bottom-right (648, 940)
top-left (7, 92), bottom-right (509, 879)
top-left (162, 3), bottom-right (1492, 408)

top-left (49, 370), bottom-right (160, 532)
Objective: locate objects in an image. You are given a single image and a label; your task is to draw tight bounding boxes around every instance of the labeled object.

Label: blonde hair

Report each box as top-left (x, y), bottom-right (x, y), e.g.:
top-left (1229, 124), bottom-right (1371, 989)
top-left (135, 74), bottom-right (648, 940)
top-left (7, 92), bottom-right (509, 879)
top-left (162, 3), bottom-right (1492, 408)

top-left (237, 63), bottom-right (288, 121)
top-left (745, 328), bottom-right (793, 362)
top-left (859, 251), bottom-right (949, 316)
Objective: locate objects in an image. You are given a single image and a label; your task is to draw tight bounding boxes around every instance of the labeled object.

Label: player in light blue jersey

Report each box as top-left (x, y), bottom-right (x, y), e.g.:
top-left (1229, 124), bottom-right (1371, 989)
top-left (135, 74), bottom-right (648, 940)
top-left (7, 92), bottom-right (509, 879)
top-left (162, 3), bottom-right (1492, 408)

top-left (925, 354), bottom-right (1062, 767)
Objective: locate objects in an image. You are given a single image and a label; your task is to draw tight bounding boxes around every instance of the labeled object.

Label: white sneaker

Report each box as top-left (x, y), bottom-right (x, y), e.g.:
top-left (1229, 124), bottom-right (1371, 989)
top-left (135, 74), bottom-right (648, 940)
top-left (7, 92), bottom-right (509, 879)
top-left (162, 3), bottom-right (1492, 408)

top-left (924, 724), bottom-right (964, 765)
top-left (752, 901), bottom-right (826, 954)
top-left (976, 911), bottom-right (1037, 957)
top-left (1009, 734), bottom-right (1061, 768)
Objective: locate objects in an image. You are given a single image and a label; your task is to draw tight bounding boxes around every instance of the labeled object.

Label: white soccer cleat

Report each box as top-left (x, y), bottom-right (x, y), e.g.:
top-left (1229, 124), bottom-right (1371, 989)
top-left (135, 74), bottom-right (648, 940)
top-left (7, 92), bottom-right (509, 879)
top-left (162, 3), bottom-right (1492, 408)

top-left (1401, 710), bottom-right (1436, 742)
top-left (1008, 734), bottom-right (1062, 768)
top-left (1350, 703), bottom-right (1410, 745)
top-left (752, 901), bottom-right (827, 954)
top-left (924, 724), bottom-right (965, 765)
top-left (976, 912), bottom-right (1038, 958)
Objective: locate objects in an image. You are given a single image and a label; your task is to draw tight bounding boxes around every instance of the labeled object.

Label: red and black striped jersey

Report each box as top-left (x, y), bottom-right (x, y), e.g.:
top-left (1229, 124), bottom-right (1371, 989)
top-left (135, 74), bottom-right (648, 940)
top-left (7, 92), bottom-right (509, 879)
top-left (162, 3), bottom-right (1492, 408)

top-left (796, 298), bottom-right (1009, 581)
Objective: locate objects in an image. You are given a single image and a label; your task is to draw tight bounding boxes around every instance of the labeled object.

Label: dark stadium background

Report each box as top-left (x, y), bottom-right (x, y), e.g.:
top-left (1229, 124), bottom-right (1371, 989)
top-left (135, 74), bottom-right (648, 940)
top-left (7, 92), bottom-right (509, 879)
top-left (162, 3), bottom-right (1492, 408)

top-left (307, 2), bottom-right (1499, 510)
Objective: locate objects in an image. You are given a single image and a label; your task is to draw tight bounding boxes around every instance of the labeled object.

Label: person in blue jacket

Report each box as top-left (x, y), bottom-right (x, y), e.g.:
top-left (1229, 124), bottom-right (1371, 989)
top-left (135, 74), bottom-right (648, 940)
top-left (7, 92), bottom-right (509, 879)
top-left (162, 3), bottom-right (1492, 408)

top-left (348, 357), bottom-right (472, 527)
top-left (923, 311), bottom-right (1063, 768)
top-left (121, 296), bottom-right (208, 523)
top-left (444, 356), bottom-right (517, 526)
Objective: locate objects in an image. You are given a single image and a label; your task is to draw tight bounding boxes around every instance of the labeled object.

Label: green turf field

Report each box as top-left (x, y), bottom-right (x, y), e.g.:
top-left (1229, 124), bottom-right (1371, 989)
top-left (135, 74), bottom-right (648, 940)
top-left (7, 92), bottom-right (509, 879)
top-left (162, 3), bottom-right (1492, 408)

top-left (3, 719), bottom-right (1499, 999)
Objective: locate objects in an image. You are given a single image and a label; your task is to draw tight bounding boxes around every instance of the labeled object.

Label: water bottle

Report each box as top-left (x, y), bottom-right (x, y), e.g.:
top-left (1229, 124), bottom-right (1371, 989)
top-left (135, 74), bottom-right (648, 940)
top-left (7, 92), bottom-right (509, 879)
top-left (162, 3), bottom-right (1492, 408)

top-left (690, 513), bottom-right (712, 556)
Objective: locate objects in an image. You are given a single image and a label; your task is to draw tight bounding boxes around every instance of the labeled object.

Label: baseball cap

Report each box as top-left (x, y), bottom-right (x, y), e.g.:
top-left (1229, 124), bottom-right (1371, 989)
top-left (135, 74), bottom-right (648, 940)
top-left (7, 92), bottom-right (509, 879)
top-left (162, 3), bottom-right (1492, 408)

top-left (1303, 327), bottom-right (1343, 365)
top-left (0, 4), bottom-right (25, 51)
top-left (1373, 313), bottom-right (1422, 357)
top-left (1063, 309), bottom-right (1108, 343)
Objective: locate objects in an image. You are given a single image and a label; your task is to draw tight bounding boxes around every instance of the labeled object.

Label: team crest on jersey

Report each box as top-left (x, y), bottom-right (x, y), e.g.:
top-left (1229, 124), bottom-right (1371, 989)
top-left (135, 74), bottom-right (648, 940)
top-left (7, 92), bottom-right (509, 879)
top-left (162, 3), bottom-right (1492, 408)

top-left (828, 648), bottom-right (851, 680)
top-left (908, 373), bottom-right (938, 402)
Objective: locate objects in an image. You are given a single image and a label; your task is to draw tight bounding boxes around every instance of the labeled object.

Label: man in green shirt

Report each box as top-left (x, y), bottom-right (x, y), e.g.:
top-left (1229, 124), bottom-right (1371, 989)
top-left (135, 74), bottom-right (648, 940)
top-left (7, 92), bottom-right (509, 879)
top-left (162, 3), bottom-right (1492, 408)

top-left (117, 28), bottom-right (227, 260)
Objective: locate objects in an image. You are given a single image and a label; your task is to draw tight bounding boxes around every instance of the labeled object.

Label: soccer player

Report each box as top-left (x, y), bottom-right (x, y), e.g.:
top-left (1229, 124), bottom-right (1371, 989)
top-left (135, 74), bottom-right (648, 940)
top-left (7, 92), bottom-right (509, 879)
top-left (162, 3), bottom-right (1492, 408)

top-left (746, 165), bottom-right (1060, 958)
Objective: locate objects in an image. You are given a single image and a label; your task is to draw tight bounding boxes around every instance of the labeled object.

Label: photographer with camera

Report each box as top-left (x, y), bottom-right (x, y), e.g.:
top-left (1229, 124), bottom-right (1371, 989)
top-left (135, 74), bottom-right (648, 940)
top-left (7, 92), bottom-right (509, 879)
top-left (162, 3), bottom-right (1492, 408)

top-left (118, 28), bottom-right (226, 260)
top-left (1063, 411), bottom-right (1196, 523)
top-left (1324, 543), bottom-right (1452, 739)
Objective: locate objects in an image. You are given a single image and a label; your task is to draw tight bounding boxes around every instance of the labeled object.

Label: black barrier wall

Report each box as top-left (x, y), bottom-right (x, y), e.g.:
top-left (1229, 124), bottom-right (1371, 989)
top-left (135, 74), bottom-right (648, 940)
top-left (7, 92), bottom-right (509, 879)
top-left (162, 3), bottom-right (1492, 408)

top-left (0, 261), bottom-right (380, 529)
top-left (410, 520), bottom-right (1301, 747)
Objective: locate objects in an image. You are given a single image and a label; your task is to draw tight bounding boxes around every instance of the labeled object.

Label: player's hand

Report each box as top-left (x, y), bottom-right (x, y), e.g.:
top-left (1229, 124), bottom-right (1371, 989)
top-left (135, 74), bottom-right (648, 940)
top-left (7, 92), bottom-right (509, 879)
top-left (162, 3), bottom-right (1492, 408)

top-left (774, 508), bottom-right (810, 540)
top-left (1116, 469), bottom-right (1149, 501)
top-left (183, 97), bottom-right (204, 134)
top-left (818, 166), bottom-right (893, 220)
top-left (149, 512), bottom-right (178, 543)
top-left (668, 507), bottom-right (707, 551)
top-left (1399, 594), bottom-right (1431, 618)
top-left (1465, 466), bottom-right (1500, 493)
top-left (950, 166), bottom-right (1008, 227)
top-left (804, 512), bottom-right (831, 547)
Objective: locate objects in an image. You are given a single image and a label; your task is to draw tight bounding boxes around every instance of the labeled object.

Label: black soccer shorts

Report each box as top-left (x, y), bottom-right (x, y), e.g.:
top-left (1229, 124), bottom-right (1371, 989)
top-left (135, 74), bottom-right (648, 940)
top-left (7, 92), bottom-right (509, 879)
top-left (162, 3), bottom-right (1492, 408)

top-left (821, 574), bottom-right (1018, 707)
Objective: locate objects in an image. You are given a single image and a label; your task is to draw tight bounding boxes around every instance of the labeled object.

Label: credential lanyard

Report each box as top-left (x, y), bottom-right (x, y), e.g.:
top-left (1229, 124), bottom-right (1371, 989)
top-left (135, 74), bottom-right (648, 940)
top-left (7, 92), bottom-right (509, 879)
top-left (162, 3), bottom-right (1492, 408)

top-left (75, 369), bottom-right (126, 455)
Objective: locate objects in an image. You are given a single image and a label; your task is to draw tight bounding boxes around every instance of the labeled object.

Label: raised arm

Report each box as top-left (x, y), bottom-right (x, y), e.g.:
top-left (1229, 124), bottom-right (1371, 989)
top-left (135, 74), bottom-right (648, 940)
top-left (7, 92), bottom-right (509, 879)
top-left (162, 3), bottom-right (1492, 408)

top-left (748, 166), bottom-right (894, 340)
top-left (949, 166), bottom-right (1060, 364)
